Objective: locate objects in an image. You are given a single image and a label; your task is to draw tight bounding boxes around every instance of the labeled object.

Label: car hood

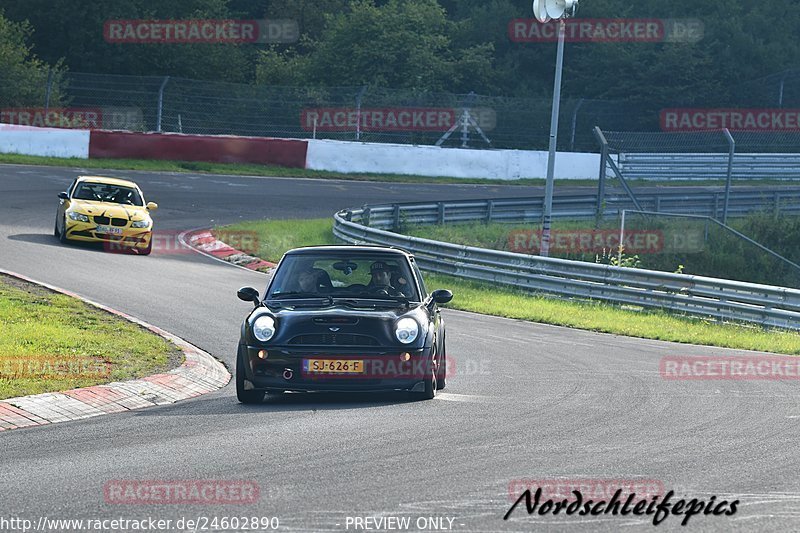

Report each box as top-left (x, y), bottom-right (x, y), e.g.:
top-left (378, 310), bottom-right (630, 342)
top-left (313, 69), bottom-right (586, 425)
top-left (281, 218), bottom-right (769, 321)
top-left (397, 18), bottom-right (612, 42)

top-left (70, 200), bottom-right (149, 220)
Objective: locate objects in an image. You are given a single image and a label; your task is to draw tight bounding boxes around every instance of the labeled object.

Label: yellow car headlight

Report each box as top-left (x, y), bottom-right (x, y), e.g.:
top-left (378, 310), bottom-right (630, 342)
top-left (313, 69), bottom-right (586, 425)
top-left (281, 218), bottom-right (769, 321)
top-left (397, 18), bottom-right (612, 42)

top-left (67, 211), bottom-right (89, 223)
top-left (131, 219), bottom-right (151, 228)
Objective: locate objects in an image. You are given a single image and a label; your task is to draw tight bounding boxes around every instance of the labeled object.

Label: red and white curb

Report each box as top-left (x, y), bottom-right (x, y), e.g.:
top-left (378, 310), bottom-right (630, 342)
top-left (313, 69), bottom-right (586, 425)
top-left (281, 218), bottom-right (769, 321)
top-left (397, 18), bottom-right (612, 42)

top-left (185, 230), bottom-right (275, 272)
top-left (0, 269), bottom-right (230, 432)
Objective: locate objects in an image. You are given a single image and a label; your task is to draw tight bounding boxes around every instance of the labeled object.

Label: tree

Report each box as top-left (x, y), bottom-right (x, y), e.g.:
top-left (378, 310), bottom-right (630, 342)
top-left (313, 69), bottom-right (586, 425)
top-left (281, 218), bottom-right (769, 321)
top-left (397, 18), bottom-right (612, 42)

top-left (0, 10), bottom-right (63, 107)
top-left (1, 0), bottom-right (254, 82)
top-left (256, 0), bottom-right (494, 93)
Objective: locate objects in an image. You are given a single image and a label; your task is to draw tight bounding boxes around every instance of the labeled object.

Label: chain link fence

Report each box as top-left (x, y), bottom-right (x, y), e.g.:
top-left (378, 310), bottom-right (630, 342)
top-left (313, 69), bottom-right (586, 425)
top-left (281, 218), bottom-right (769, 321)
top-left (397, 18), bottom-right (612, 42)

top-left (3, 70), bottom-right (800, 152)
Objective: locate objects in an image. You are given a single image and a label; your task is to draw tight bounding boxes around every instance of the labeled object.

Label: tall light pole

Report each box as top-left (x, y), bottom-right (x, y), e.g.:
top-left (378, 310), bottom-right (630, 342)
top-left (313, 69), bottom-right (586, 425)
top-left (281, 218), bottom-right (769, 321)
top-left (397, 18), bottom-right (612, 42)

top-left (533, 0), bottom-right (579, 256)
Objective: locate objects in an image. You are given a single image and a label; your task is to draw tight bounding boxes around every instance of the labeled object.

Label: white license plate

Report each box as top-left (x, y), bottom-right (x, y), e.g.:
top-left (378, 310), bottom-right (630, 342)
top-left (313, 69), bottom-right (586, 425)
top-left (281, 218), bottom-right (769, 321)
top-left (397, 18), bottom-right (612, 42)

top-left (95, 225), bottom-right (123, 235)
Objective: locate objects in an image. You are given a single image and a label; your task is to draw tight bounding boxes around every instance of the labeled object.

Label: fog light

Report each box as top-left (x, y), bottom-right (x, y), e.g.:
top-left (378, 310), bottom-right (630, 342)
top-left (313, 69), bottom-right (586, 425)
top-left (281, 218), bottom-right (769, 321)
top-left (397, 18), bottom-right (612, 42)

top-left (400, 352), bottom-right (411, 361)
top-left (258, 350), bottom-right (268, 359)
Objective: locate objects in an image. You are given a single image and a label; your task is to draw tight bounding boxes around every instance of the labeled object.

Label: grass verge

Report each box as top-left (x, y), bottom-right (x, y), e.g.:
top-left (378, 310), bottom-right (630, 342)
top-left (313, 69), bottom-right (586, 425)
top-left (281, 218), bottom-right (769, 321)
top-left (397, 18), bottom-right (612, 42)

top-left (0, 274), bottom-right (183, 400)
top-left (213, 218), bottom-right (800, 354)
top-left (2, 152), bottom-right (797, 187)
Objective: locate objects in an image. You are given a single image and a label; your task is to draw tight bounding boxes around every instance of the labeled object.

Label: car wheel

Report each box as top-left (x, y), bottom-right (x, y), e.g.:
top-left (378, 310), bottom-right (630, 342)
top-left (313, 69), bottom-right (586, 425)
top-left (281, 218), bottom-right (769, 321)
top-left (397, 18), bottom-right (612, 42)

top-left (139, 239), bottom-right (152, 256)
top-left (58, 216), bottom-right (69, 244)
top-left (53, 217), bottom-right (59, 237)
top-left (236, 346), bottom-right (264, 404)
top-left (435, 338), bottom-right (446, 391)
top-left (415, 353), bottom-right (437, 400)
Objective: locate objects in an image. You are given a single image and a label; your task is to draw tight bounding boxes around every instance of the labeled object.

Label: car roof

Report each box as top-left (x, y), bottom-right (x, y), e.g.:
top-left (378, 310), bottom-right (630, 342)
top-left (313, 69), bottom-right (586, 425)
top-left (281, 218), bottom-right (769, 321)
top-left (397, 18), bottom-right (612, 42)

top-left (77, 175), bottom-right (140, 188)
top-left (284, 245), bottom-right (413, 258)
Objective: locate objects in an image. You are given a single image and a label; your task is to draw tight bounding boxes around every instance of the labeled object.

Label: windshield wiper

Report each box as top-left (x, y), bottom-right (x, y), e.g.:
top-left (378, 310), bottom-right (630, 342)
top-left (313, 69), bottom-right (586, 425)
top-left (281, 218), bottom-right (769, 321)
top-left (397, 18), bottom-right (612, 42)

top-left (270, 292), bottom-right (330, 300)
top-left (267, 293), bottom-right (334, 308)
top-left (334, 296), bottom-right (411, 308)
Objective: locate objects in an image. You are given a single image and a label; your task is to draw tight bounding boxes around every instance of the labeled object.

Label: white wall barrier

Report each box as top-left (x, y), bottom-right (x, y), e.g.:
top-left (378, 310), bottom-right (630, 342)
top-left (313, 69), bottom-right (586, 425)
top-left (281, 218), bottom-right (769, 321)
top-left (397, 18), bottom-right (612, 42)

top-left (0, 124), bottom-right (90, 159)
top-left (306, 139), bottom-right (602, 180)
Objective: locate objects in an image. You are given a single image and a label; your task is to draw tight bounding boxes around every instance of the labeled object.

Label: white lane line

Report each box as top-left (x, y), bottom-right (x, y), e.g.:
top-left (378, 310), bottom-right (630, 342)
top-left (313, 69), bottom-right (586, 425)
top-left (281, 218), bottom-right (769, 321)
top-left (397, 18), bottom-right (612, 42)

top-left (436, 392), bottom-right (490, 403)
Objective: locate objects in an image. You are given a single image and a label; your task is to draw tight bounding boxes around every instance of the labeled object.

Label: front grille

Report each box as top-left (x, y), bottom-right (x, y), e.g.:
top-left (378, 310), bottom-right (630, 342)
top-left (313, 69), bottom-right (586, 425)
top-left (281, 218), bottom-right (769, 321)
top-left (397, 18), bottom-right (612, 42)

top-left (92, 216), bottom-right (127, 227)
top-left (289, 334), bottom-right (379, 346)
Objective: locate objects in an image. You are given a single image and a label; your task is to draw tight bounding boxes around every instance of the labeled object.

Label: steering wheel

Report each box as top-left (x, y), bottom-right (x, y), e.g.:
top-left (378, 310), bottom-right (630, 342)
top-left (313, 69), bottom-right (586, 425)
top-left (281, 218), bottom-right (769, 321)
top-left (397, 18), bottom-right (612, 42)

top-left (367, 285), bottom-right (396, 296)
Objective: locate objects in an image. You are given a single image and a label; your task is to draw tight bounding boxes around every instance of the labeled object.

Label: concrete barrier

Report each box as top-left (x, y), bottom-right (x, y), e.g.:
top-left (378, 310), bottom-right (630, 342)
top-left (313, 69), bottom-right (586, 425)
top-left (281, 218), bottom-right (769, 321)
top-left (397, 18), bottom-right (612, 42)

top-left (89, 131), bottom-right (308, 168)
top-left (305, 139), bottom-right (600, 180)
top-left (0, 124), bottom-right (90, 158)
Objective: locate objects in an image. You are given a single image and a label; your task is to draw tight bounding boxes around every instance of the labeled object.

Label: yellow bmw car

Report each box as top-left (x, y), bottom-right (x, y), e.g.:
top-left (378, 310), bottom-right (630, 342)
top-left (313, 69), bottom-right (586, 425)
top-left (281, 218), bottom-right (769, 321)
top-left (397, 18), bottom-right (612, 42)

top-left (54, 176), bottom-right (158, 255)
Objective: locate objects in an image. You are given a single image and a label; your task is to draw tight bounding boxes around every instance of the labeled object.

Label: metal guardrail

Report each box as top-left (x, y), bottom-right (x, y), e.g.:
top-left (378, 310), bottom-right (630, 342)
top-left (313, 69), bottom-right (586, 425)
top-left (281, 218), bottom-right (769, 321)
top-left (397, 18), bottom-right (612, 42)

top-left (618, 153), bottom-right (800, 181)
top-left (333, 191), bottom-right (800, 330)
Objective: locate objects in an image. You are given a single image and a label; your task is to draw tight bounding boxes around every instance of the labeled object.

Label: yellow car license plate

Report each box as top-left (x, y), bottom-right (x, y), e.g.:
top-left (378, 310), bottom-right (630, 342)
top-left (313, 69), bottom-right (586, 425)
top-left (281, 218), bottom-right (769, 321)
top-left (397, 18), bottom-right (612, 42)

top-left (96, 225), bottom-right (123, 235)
top-left (303, 359), bottom-right (365, 374)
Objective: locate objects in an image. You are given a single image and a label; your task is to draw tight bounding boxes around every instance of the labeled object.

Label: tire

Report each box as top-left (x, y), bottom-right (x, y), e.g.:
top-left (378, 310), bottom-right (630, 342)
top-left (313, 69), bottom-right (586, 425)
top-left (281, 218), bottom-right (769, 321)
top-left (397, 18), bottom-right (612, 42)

top-left (435, 337), bottom-right (447, 391)
top-left (54, 218), bottom-right (59, 237)
top-left (415, 353), bottom-right (437, 401)
top-left (139, 238), bottom-right (152, 256)
top-left (58, 216), bottom-right (69, 244)
top-left (236, 346), bottom-right (264, 404)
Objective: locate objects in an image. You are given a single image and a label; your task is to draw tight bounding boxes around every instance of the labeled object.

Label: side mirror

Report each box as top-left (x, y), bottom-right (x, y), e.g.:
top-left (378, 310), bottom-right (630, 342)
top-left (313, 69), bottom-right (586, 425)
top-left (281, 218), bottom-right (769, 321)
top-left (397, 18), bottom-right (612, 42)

top-left (238, 287), bottom-right (260, 306)
top-left (431, 289), bottom-right (453, 305)
top-left (146, 202), bottom-right (158, 211)
top-left (58, 192), bottom-right (69, 200)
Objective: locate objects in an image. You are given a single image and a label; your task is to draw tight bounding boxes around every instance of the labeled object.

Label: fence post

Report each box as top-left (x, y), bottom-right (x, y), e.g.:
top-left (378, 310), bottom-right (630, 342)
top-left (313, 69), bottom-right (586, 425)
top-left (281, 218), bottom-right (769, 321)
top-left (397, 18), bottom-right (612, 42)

top-left (593, 127), bottom-right (609, 222)
top-left (355, 85), bottom-right (367, 141)
top-left (156, 76), bottom-right (170, 133)
top-left (569, 98), bottom-right (584, 151)
top-left (722, 128), bottom-right (735, 224)
top-left (486, 200), bottom-right (494, 223)
top-left (392, 204), bottom-right (401, 231)
top-left (437, 202), bottom-right (445, 225)
top-left (44, 68), bottom-right (54, 113)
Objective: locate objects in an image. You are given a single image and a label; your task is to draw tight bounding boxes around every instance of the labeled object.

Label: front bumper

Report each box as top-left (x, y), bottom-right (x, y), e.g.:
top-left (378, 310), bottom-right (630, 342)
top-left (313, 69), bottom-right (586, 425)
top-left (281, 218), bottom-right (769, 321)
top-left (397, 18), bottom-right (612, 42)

top-left (64, 219), bottom-right (152, 249)
top-left (241, 345), bottom-right (433, 392)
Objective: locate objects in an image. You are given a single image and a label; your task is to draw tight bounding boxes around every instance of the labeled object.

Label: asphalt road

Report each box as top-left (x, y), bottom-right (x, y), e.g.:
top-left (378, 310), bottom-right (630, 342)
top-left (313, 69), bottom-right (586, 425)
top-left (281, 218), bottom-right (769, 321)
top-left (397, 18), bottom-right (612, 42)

top-left (1, 163), bottom-right (799, 533)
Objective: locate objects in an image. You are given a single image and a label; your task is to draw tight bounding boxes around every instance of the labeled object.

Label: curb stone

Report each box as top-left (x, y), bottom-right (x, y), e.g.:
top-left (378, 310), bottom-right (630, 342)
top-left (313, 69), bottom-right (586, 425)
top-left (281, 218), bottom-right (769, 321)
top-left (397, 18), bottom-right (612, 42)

top-left (0, 269), bottom-right (230, 431)
top-left (186, 230), bottom-right (276, 272)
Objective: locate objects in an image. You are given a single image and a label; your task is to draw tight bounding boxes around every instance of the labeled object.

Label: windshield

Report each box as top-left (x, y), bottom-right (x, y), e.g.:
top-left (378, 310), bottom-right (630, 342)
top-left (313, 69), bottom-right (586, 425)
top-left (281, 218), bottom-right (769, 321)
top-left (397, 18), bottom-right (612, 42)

top-left (267, 254), bottom-right (419, 301)
top-left (72, 182), bottom-right (143, 206)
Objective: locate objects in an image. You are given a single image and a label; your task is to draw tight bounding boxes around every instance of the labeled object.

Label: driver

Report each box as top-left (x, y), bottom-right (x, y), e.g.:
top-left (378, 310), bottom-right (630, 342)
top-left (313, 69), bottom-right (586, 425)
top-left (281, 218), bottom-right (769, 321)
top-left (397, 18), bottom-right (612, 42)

top-left (367, 261), bottom-right (398, 294)
top-left (298, 269), bottom-right (322, 293)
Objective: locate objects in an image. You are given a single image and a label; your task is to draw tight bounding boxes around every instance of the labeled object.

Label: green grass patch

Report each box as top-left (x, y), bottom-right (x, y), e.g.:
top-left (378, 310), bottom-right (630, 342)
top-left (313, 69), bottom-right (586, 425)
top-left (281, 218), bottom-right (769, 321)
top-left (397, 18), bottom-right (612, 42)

top-left (405, 216), bottom-right (800, 288)
top-left (0, 275), bottom-right (183, 400)
top-left (213, 217), bottom-right (800, 355)
top-left (214, 218), bottom-right (336, 261)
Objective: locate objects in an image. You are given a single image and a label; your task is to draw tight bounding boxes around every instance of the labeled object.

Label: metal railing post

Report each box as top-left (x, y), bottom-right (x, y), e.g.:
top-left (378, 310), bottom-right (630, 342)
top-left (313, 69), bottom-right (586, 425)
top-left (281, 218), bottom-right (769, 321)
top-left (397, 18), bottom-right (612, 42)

top-left (156, 76), bottom-right (170, 133)
top-left (722, 128), bottom-right (735, 224)
top-left (593, 127), bottom-right (609, 222)
top-left (618, 210), bottom-right (626, 265)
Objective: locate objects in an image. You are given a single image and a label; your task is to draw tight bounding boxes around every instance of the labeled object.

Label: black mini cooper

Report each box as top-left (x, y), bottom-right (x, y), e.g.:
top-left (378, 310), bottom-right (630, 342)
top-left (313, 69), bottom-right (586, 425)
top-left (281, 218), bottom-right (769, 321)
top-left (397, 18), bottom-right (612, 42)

top-left (236, 246), bottom-right (452, 403)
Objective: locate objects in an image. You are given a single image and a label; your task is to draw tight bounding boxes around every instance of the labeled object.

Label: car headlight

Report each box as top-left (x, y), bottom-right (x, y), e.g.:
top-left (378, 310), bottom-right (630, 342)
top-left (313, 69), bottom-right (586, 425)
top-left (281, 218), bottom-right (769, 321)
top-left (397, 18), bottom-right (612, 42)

top-left (252, 315), bottom-right (276, 342)
top-left (395, 318), bottom-right (419, 344)
top-left (67, 211), bottom-right (89, 222)
top-left (131, 219), bottom-right (150, 228)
